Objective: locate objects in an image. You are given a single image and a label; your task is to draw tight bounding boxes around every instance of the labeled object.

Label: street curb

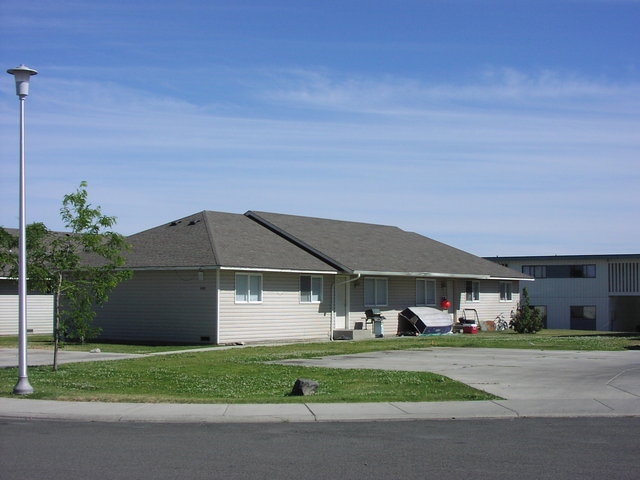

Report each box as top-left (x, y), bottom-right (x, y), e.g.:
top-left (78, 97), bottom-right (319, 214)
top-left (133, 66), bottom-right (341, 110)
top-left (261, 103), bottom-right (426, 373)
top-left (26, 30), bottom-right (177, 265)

top-left (1, 397), bottom-right (639, 424)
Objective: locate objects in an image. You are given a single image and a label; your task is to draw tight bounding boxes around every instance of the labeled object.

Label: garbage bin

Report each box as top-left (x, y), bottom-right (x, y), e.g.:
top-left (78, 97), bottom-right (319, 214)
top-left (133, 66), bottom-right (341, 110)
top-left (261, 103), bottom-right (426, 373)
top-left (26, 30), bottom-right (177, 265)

top-left (373, 318), bottom-right (384, 338)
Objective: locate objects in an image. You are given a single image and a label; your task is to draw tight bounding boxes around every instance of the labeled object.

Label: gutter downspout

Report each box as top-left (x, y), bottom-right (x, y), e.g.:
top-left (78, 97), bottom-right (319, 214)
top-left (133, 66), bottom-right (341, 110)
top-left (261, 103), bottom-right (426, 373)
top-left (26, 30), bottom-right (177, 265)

top-left (215, 269), bottom-right (220, 344)
top-left (330, 273), bottom-right (361, 341)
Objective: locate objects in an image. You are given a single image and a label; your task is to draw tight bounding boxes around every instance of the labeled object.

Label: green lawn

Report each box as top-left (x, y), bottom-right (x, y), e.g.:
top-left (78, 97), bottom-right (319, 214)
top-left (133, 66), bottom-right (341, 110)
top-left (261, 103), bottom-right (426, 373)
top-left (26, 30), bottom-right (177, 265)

top-left (1, 330), bottom-right (638, 404)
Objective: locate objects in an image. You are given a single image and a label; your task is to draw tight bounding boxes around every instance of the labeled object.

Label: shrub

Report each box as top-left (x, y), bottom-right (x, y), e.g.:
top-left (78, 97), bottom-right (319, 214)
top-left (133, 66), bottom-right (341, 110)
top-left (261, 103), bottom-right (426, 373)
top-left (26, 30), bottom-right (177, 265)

top-left (510, 287), bottom-right (544, 334)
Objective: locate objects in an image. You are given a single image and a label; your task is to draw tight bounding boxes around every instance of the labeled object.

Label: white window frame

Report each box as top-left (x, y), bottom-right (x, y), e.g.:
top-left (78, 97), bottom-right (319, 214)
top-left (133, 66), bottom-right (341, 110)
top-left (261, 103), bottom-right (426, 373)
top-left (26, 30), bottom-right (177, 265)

top-left (416, 279), bottom-right (437, 306)
top-left (500, 281), bottom-right (513, 302)
top-left (364, 277), bottom-right (388, 307)
top-left (466, 281), bottom-right (480, 302)
top-left (235, 273), bottom-right (263, 303)
top-left (300, 275), bottom-right (323, 303)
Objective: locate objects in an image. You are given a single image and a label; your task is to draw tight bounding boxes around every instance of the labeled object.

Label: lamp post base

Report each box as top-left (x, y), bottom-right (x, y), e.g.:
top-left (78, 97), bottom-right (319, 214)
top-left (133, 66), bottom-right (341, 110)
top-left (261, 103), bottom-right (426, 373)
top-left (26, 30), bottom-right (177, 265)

top-left (13, 376), bottom-right (34, 395)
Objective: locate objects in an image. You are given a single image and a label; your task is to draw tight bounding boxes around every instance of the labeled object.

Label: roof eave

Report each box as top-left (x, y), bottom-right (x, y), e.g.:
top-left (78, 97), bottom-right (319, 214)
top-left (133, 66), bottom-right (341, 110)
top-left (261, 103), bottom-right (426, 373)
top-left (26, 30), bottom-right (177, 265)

top-left (352, 270), bottom-right (530, 281)
top-left (124, 265), bottom-right (336, 274)
top-left (220, 266), bottom-right (337, 274)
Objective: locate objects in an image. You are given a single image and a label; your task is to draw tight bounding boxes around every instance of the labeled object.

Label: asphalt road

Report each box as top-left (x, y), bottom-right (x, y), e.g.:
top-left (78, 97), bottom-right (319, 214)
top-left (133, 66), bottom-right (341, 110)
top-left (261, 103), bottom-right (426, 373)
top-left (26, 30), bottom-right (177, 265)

top-left (1, 417), bottom-right (638, 480)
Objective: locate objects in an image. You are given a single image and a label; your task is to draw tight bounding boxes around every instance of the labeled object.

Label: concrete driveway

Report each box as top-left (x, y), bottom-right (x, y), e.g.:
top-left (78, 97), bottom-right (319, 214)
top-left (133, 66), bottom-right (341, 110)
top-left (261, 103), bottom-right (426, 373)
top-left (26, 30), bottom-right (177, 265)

top-left (0, 348), bottom-right (144, 367)
top-left (276, 347), bottom-right (640, 400)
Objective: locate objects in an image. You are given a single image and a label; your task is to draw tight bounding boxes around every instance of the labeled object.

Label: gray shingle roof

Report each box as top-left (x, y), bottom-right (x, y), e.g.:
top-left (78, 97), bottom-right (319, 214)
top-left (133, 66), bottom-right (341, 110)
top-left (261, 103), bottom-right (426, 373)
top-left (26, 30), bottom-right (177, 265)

top-left (124, 211), bottom-right (336, 272)
top-left (246, 211), bottom-right (529, 280)
top-left (4, 211), bottom-right (530, 279)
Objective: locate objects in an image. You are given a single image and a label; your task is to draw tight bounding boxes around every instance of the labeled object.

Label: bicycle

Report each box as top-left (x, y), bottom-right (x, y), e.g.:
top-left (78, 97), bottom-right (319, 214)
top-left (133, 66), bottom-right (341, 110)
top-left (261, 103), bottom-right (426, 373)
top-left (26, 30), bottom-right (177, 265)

top-left (494, 313), bottom-right (509, 331)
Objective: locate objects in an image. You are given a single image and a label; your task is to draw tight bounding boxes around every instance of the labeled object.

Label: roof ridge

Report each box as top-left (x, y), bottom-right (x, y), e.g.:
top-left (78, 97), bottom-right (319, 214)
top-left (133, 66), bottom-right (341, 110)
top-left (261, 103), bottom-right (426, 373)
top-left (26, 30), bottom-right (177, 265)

top-left (245, 211), bottom-right (351, 272)
top-left (201, 211), bottom-right (222, 266)
top-left (248, 210), bottom-right (403, 230)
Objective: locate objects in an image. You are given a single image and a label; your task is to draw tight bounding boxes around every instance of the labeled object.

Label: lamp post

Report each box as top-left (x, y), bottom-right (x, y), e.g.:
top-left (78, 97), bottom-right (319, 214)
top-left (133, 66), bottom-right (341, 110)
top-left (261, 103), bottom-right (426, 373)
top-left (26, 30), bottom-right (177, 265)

top-left (7, 64), bottom-right (37, 395)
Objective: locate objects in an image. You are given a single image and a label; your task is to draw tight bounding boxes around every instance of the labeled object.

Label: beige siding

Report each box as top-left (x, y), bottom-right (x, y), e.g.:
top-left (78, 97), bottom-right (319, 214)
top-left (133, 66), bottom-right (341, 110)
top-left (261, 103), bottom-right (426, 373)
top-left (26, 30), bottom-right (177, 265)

top-left (454, 280), bottom-right (520, 328)
top-left (348, 276), bottom-right (452, 335)
top-left (218, 271), bottom-right (333, 344)
top-left (0, 295), bottom-right (53, 335)
top-left (94, 270), bottom-right (217, 343)
top-left (93, 269), bottom-right (521, 344)
top-left (348, 277), bottom-right (518, 334)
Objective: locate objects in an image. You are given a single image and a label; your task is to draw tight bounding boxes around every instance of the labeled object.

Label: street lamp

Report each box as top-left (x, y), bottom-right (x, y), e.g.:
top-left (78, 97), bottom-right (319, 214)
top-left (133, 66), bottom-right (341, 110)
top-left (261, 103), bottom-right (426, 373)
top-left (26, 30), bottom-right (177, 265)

top-left (7, 64), bottom-right (37, 395)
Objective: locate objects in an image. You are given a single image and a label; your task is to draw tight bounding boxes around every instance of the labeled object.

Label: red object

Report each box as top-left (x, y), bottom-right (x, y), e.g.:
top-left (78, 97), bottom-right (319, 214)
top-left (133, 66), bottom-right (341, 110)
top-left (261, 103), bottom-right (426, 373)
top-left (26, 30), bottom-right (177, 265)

top-left (463, 325), bottom-right (478, 334)
top-left (440, 299), bottom-right (451, 309)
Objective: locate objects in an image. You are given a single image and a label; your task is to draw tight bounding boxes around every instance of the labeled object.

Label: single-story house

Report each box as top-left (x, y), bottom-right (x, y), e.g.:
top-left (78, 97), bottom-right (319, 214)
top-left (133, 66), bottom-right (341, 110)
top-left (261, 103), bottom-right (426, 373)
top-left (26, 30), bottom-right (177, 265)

top-left (93, 210), bottom-right (530, 344)
top-left (488, 254), bottom-right (640, 332)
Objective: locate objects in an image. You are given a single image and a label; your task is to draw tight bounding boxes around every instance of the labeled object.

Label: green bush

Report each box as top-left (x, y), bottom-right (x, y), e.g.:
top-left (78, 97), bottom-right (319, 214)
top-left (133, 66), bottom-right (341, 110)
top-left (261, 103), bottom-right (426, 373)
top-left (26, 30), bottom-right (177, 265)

top-left (510, 287), bottom-right (544, 334)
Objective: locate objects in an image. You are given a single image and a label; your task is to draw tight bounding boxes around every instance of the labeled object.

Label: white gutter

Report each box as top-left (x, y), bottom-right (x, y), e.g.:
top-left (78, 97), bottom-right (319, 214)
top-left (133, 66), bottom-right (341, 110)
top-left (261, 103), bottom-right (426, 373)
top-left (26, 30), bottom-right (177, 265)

top-left (352, 271), bottom-right (527, 281)
top-left (220, 266), bottom-right (337, 275)
top-left (122, 266), bottom-right (221, 272)
top-left (215, 269), bottom-right (220, 344)
top-left (124, 266), bottom-right (337, 275)
top-left (491, 276), bottom-right (535, 281)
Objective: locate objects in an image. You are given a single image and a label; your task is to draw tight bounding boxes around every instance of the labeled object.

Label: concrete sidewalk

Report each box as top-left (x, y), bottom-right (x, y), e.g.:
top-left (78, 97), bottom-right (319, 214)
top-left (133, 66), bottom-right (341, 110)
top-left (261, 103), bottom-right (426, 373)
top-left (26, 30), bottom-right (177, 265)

top-left (2, 396), bottom-right (640, 424)
top-left (1, 347), bottom-right (639, 423)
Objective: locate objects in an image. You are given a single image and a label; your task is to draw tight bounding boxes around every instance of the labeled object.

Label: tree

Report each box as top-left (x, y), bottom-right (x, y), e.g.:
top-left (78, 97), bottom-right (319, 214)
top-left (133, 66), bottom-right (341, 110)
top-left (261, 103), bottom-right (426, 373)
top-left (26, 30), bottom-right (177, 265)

top-left (509, 287), bottom-right (544, 334)
top-left (0, 182), bottom-right (131, 370)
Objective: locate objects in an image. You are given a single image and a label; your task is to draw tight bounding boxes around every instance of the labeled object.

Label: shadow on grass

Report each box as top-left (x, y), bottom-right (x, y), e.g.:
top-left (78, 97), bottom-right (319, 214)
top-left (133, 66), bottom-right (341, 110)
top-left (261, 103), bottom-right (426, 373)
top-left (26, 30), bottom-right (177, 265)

top-left (554, 331), bottom-right (640, 338)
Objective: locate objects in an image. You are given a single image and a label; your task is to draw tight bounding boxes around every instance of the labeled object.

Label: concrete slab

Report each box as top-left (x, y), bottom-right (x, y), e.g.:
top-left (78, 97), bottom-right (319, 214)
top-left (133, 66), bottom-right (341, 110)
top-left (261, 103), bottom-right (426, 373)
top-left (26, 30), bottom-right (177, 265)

top-left (493, 399), bottom-right (616, 418)
top-left (607, 367), bottom-right (640, 396)
top-left (594, 398), bottom-right (640, 416)
top-left (222, 403), bottom-right (316, 422)
top-left (307, 402), bottom-right (409, 421)
top-left (0, 398), bottom-right (141, 422)
top-left (111, 403), bottom-right (231, 423)
top-left (391, 400), bottom-right (517, 419)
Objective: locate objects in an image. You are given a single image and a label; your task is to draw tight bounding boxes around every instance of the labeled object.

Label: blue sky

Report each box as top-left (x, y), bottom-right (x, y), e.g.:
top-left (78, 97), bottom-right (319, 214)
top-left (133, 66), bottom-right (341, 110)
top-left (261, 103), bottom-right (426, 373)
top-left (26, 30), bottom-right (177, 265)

top-left (1, 0), bottom-right (638, 257)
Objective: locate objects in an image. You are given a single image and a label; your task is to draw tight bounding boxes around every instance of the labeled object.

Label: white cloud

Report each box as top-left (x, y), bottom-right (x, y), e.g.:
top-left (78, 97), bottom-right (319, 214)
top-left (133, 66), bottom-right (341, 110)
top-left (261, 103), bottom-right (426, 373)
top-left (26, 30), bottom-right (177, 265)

top-left (1, 67), bottom-right (638, 255)
top-left (261, 68), bottom-right (640, 114)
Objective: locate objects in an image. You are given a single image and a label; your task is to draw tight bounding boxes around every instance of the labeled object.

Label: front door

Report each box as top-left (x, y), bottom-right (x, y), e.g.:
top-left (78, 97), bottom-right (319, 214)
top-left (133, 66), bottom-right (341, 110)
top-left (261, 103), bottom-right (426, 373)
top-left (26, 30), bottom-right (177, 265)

top-left (334, 276), bottom-right (349, 329)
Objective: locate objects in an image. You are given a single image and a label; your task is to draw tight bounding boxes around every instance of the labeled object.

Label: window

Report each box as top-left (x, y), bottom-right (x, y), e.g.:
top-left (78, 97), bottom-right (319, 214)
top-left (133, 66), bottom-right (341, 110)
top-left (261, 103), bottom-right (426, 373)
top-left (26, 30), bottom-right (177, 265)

top-left (416, 279), bottom-right (436, 306)
top-left (522, 264), bottom-right (596, 279)
top-left (465, 281), bottom-right (479, 302)
top-left (235, 273), bottom-right (262, 303)
top-left (300, 275), bottom-right (323, 303)
top-left (574, 264), bottom-right (596, 278)
top-left (364, 277), bottom-right (388, 306)
top-left (570, 305), bottom-right (596, 330)
top-left (547, 264), bottom-right (596, 278)
top-left (522, 265), bottom-right (546, 278)
top-left (500, 282), bottom-right (512, 302)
